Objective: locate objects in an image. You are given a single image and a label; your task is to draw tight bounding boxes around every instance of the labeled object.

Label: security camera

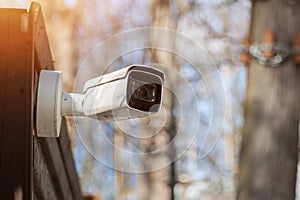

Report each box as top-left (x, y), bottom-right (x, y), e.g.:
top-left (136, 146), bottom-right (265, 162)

top-left (36, 65), bottom-right (164, 137)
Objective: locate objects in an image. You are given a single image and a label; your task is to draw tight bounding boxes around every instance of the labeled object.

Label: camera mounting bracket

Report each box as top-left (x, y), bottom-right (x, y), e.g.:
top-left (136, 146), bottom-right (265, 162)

top-left (36, 70), bottom-right (63, 137)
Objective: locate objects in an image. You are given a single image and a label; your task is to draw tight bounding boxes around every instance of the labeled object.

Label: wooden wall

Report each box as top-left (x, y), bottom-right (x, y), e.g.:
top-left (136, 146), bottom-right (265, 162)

top-left (0, 3), bottom-right (82, 200)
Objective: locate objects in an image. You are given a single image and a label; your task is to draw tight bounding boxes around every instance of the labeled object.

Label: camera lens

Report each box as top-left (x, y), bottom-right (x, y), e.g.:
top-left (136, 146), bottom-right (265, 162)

top-left (132, 81), bottom-right (156, 102)
top-left (127, 70), bottom-right (162, 112)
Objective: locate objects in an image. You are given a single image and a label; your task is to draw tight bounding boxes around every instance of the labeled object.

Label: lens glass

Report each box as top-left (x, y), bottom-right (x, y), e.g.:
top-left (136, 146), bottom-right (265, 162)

top-left (127, 71), bottom-right (162, 112)
top-left (132, 80), bottom-right (157, 102)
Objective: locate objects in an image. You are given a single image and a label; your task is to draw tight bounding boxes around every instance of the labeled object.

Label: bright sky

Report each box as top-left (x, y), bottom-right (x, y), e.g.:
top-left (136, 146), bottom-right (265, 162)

top-left (0, 0), bottom-right (29, 8)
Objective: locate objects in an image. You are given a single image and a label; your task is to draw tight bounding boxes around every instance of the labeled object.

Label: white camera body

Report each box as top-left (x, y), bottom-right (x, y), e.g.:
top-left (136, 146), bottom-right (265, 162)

top-left (82, 65), bottom-right (164, 121)
top-left (36, 65), bottom-right (164, 137)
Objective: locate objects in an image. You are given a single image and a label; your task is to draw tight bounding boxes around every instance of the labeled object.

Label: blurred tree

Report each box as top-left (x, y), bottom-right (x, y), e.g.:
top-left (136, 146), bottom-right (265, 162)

top-left (148, 0), bottom-right (176, 199)
top-left (238, 0), bottom-right (300, 199)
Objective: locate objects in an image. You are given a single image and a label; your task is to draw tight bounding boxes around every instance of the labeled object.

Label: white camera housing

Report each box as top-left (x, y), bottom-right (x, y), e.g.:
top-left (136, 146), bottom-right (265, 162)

top-left (36, 65), bottom-right (164, 137)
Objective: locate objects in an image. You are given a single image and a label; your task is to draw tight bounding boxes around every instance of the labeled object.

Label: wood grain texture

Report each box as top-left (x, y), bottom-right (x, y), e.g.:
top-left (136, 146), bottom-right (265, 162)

top-left (30, 2), bottom-right (54, 71)
top-left (0, 4), bottom-right (82, 200)
top-left (0, 10), bottom-right (33, 200)
top-left (58, 120), bottom-right (83, 200)
top-left (30, 3), bottom-right (82, 200)
top-left (33, 138), bottom-right (58, 200)
top-left (238, 0), bottom-right (300, 199)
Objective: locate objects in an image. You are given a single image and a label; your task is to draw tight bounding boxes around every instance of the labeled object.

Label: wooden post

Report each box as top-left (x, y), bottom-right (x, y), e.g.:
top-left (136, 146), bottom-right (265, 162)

top-left (238, 0), bottom-right (300, 199)
top-left (0, 3), bottom-right (82, 200)
top-left (0, 8), bottom-right (34, 200)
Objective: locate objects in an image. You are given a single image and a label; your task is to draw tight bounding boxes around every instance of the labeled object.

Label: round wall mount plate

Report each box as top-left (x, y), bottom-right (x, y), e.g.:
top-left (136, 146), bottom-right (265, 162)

top-left (36, 70), bottom-right (63, 137)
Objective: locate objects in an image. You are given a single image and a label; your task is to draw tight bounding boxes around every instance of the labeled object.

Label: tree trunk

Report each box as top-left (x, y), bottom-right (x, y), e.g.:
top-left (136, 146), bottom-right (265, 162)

top-left (149, 1), bottom-right (177, 200)
top-left (238, 0), bottom-right (300, 200)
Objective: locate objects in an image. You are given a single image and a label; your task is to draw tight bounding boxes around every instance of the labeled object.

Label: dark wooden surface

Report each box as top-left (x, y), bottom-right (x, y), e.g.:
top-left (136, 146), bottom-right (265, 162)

top-left (238, 0), bottom-right (300, 199)
top-left (29, 2), bottom-right (53, 71)
top-left (0, 3), bottom-right (82, 200)
top-left (58, 120), bottom-right (83, 200)
top-left (0, 8), bottom-right (33, 200)
top-left (33, 138), bottom-right (58, 200)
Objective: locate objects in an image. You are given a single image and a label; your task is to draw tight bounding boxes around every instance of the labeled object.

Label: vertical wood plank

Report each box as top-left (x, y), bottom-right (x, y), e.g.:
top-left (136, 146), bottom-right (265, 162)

top-left (30, 3), bottom-right (82, 199)
top-left (30, 2), bottom-right (53, 71)
top-left (0, 5), bottom-right (82, 200)
top-left (33, 138), bottom-right (58, 200)
top-left (0, 10), bottom-right (33, 200)
top-left (0, 14), bottom-right (9, 156)
top-left (58, 119), bottom-right (83, 200)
